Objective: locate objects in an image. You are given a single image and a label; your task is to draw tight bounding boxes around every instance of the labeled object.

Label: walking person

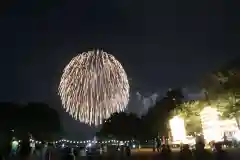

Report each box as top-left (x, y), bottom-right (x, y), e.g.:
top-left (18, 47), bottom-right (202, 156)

top-left (125, 145), bottom-right (131, 157)
top-left (193, 142), bottom-right (213, 160)
top-left (41, 142), bottom-right (48, 160)
top-left (156, 137), bottom-right (161, 152)
top-left (213, 142), bottom-right (230, 160)
top-left (65, 148), bottom-right (75, 160)
top-left (179, 144), bottom-right (193, 160)
top-left (159, 144), bottom-right (171, 160)
top-left (153, 138), bottom-right (157, 152)
top-left (19, 139), bottom-right (31, 160)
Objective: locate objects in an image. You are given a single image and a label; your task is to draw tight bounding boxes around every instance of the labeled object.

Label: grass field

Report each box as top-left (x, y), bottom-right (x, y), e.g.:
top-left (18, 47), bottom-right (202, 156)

top-left (129, 148), bottom-right (240, 159)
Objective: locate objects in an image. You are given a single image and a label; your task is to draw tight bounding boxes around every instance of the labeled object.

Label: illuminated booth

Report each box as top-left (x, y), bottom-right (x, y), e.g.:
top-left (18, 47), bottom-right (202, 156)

top-left (169, 106), bottom-right (239, 145)
top-left (169, 116), bottom-right (186, 144)
top-left (200, 106), bottom-right (239, 143)
top-left (200, 107), bottom-right (222, 143)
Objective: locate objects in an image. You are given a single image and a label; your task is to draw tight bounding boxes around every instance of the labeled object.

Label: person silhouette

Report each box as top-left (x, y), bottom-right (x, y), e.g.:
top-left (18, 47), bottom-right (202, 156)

top-left (19, 139), bottom-right (31, 160)
top-left (159, 144), bottom-right (171, 160)
top-left (65, 148), bottom-right (75, 160)
top-left (193, 142), bottom-right (212, 160)
top-left (125, 145), bottom-right (131, 157)
top-left (179, 144), bottom-right (193, 160)
top-left (156, 138), bottom-right (161, 152)
top-left (214, 142), bottom-right (230, 160)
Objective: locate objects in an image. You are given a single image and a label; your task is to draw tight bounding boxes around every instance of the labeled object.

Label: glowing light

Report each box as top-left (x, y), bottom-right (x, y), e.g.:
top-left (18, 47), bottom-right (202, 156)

top-left (86, 143), bottom-right (92, 148)
top-left (59, 50), bottom-right (130, 126)
top-left (12, 140), bottom-right (19, 151)
top-left (184, 136), bottom-right (196, 145)
top-left (234, 130), bottom-right (240, 141)
top-left (200, 107), bottom-right (222, 142)
top-left (169, 116), bottom-right (186, 143)
top-left (220, 119), bottom-right (238, 133)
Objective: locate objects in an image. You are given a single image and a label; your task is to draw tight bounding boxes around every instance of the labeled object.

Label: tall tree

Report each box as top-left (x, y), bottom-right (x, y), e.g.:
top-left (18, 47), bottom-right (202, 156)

top-left (99, 112), bottom-right (141, 140)
top-left (170, 100), bottom-right (205, 134)
top-left (0, 102), bottom-right (22, 149)
top-left (201, 73), bottom-right (225, 102)
top-left (201, 58), bottom-right (240, 128)
top-left (142, 88), bottom-right (184, 139)
top-left (18, 102), bottom-right (61, 140)
top-left (214, 70), bottom-right (240, 128)
top-left (0, 102), bottom-right (22, 131)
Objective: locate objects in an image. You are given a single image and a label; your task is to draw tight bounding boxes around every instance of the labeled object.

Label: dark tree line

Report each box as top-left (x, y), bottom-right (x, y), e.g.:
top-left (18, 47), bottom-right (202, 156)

top-left (98, 112), bottom-right (143, 141)
top-left (0, 102), bottom-right (61, 141)
top-left (98, 88), bottom-right (184, 141)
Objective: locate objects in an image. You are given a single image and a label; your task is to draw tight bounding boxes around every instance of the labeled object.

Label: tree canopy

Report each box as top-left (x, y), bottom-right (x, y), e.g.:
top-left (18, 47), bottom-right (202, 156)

top-left (0, 102), bottom-right (61, 140)
top-left (19, 102), bottom-right (62, 140)
top-left (142, 88), bottom-right (184, 138)
top-left (99, 112), bottom-right (141, 140)
top-left (0, 102), bottom-right (22, 131)
top-left (99, 59), bottom-right (240, 138)
top-left (201, 58), bottom-right (240, 128)
top-left (99, 88), bottom-right (184, 140)
top-left (170, 100), bottom-right (206, 134)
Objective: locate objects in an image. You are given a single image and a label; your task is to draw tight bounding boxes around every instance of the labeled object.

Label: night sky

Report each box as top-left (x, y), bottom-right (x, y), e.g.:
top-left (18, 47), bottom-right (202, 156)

top-left (0, 0), bottom-right (239, 138)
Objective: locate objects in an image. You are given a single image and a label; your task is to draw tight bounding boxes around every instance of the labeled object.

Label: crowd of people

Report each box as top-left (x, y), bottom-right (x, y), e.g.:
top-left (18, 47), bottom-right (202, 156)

top-left (0, 134), bottom-right (234, 160)
top-left (0, 138), bottom-right (77, 160)
top-left (0, 135), bottom-right (133, 160)
top-left (152, 142), bottom-right (231, 160)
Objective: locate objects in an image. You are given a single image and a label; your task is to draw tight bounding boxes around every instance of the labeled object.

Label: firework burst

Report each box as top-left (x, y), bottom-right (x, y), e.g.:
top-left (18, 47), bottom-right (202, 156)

top-left (59, 50), bottom-right (130, 126)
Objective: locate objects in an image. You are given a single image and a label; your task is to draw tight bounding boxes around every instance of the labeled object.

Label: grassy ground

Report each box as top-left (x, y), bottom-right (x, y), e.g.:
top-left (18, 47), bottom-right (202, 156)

top-left (78, 148), bottom-right (240, 160)
top-left (6, 148), bottom-right (240, 160)
top-left (132, 148), bottom-right (240, 160)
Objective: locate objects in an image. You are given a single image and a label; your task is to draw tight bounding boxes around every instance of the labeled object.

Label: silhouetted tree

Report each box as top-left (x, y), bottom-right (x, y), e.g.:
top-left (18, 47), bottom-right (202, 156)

top-left (0, 102), bottom-right (61, 143)
top-left (201, 58), bottom-right (240, 128)
top-left (170, 100), bottom-right (205, 134)
top-left (99, 112), bottom-right (142, 140)
top-left (0, 103), bottom-right (22, 154)
top-left (0, 102), bottom-right (22, 131)
top-left (18, 102), bottom-right (61, 140)
top-left (141, 88), bottom-right (184, 139)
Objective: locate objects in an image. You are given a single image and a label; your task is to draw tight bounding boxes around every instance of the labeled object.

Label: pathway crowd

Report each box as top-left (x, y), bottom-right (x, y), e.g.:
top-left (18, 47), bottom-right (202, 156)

top-left (0, 138), bottom-right (235, 160)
